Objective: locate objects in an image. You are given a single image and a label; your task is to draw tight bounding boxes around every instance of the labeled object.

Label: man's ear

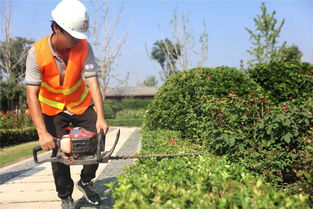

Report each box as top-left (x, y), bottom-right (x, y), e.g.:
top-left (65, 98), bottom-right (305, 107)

top-left (53, 23), bottom-right (62, 35)
top-left (53, 25), bottom-right (59, 34)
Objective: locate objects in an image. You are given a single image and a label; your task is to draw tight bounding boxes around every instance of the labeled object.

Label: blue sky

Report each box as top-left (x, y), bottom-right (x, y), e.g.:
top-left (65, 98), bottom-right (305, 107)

top-left (1, 0), bottom-right (312, 87)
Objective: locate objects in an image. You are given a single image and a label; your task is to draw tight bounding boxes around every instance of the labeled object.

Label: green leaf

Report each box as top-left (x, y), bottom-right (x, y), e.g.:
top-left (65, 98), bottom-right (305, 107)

top-left (266, 124), bottom-right (273, 135)
top-left (282, 132), bottom-right (293, 143)
top-left (283, 118), bottom-right (291, 127)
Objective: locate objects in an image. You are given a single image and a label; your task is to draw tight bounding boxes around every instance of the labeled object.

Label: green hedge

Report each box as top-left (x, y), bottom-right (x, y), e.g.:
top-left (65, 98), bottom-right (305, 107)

top-left (143, 65), bottom-right (313, 203)
top-left (0, 127), bottom-right (37, 148)
top-left (107, 118), bottom-right (144, 127)
top-left (110, 130), bottom-right (309, 208)
top-left (248, 61), bottom-right (313, 103)
top-left (144, 66), bottom-right (263, 139)
top-left (105, 98), bottom-right (152, 119)
top-left (118, 98), bottom-right (152, 110)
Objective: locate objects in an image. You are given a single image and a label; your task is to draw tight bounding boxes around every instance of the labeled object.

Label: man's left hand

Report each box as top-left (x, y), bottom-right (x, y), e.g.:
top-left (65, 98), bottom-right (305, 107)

top-left (96, 118), bottom-right (109, 134)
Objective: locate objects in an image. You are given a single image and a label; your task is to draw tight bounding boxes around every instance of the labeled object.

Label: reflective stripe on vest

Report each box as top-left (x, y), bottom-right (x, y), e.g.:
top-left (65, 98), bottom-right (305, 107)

top-left (39, 86), bottom-right (89, 110)
top-left (38, 94), bottom-right (65, 110)
top-left (67, 87), bottom-right (89, 108)
top-left (41, 79), bottom-right (83, 95)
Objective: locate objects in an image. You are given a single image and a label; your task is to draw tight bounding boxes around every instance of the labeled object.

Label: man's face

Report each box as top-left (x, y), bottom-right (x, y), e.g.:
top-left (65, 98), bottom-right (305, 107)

top-left (55, 27), bottom-right (80, 49)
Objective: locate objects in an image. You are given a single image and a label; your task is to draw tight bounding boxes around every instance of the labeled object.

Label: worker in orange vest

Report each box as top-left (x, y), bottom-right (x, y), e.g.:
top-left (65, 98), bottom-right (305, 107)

top-left (25, 0), bottom-right (108, 208)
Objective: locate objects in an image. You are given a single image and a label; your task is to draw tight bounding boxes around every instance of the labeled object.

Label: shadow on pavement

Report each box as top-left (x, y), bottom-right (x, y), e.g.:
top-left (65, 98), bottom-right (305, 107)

top-left (0, 166), bottom-right (45, 184)
top-left (75, 177), bottom-right (117, 209)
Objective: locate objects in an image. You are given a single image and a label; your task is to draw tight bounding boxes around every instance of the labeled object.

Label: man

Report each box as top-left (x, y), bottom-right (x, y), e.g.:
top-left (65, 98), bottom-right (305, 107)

top-left (25, 0), bottom-right (108, 208)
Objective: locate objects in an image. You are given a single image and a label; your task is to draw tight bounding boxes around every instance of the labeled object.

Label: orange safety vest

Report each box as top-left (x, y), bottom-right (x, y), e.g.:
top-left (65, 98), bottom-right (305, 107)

top-left (34, 36), bottom-right (91, 116)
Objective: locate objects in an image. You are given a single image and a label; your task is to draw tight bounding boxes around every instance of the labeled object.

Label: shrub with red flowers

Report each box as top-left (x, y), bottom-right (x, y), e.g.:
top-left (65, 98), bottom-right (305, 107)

top-left (0, 106), bottom-right (35, 147)
top-left (169, 138), bottom-right (176, 144)
top-left (248, 61), bottom-right (313, 103)
top-left (0, 107), bottom-right (33, 129)
top-left (144, 65), bottom-right (313, 205)
top-left (282, 105), bottom-right (289, 110)
top-left (144, 66), bottom-right (263, 136)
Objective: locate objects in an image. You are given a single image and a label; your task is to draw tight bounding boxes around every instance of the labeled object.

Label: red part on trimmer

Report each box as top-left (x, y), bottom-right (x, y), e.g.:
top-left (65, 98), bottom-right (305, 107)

top-left (68, 128), bottom-right (96, 139)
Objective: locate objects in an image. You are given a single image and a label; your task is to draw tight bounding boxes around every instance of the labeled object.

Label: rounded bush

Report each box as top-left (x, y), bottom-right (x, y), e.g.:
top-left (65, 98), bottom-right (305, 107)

top-left (248, 61), bottom-right (313, 103)
top-left (144, 66), bottom-right (263, 140)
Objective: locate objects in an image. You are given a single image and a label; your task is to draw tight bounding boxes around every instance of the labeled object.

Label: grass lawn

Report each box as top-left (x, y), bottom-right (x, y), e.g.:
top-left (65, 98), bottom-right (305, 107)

top-left (0, 141), bottom-right (42, 168)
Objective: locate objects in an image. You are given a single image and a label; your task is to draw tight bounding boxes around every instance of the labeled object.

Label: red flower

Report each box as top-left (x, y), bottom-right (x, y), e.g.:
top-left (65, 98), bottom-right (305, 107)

top-left (298, 70), bottom-right (304, 73)
top-left (282, 105), bottom-right (289, 110)
top-left (65, 127), bottom-right (73, 130)
top-left (207, 76), bottom-right (212, 80)
top-left (308, 72), bottom-right (312, 76)
top-left (258, 98), bottom-right (268, 102)
top-left (169, 138), bottom-right (177, 144)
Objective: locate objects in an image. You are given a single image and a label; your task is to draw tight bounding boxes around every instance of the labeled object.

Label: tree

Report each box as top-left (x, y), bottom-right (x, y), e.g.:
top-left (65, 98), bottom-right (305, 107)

top-left (150, 8), bottom-right (208, 81)
top-left (279, 44), bottom-right (302, 62)
top-left (0, 81), bottom-right (26, 111)
top-left (89, 0), bottom-right (128, 101)
top-left (151, 38), bottom-right (181, 80)
top-left (0, 0), bottom-right (32, 111)
top-left (0, 1), bottom-right (33, 83)
top-left (0, 37), bottom-right (33, 82)
top-left (142, 75), bottom-right (158, 87)
top-left (245, 2), bottom-right (286, 66)
top-left (168, 8), bottom-right (208, 70)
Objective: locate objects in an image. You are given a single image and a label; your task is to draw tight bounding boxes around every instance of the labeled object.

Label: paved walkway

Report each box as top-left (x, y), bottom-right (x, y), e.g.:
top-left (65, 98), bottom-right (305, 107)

top-left (0, 127), bottom-right (141, 209)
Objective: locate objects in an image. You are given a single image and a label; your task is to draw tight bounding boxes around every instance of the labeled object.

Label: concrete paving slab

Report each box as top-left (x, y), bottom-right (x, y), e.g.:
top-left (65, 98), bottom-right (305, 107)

top-left (0, 201), bottom-right (60, 209)
top-left (0, 181), bottom-right (54, 192)
top-left (0, 127), bottom-right (140, 209)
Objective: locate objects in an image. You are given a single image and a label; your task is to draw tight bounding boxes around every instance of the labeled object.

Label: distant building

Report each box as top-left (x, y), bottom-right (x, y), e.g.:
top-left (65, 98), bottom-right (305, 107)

top-left (105, 87), bottom-right (159, 100)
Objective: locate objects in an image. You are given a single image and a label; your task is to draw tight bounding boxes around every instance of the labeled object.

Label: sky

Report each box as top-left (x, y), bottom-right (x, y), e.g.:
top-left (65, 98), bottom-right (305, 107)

top-left (1, 0), bottom-right (312, 87)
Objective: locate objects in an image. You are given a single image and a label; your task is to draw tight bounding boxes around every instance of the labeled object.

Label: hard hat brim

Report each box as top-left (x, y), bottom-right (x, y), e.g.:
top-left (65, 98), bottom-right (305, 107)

top-left (51, 10), bottom-right (89, 40)
top-left (67, 29), bottom-right (89, 40)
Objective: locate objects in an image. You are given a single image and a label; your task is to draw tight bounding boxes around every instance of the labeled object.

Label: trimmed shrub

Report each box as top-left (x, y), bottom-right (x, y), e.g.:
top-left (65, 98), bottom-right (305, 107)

top-left (0, 110), bottom-right (33, 129)
top-left (294, 142), bottom-right (313, 205)
top-left (233, 98), bottom-right (313, 183)
top-left (144, 66), bottom-right (263, 139)
top-left (0, 127), bottom-right (37, 148)
top-left (248, 61), bottom-right (313, 103)
top-left (143, 65), bottom-right (313, 198)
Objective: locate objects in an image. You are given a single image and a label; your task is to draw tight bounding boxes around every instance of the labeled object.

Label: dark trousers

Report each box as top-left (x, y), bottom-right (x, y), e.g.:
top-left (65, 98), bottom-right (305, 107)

top-left (43, 106), bottom-right (99, 199)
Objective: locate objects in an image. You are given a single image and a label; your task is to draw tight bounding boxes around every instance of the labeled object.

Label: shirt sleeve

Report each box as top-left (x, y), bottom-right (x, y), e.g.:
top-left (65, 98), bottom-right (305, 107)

top-left (25, 46), bottom-right (42, 86)
top-left (83, 43), bottom-right (99, 79)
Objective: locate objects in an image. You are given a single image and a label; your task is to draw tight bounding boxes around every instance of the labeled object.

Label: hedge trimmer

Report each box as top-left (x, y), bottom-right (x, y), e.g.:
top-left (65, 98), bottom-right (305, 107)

top-left (33, 127), bottom-right (201, 165)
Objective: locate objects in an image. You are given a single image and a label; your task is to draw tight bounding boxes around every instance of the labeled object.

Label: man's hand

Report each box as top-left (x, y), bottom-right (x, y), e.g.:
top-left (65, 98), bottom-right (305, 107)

top-left (96, 118), bottom-right (109, 134)
top-left (39, 131), bottom-right (56, 151)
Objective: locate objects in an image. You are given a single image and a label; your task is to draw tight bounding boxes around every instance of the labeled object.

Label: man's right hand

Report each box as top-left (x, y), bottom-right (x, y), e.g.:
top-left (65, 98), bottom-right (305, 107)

top-left (39, 132), bottom-right (55, 151)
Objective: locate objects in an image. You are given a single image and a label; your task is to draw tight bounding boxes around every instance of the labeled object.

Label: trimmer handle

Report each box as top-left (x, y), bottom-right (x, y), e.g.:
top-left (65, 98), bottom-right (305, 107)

top-left (32, 139), bottom-right (61, 164)
top-left (97, 129), bottom-right (105, 160)
top-left (33, 145), bottom-right (42, 164)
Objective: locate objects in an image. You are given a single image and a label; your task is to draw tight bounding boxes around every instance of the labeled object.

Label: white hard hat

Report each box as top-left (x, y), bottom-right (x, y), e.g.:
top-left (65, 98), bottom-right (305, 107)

top-left (51, 0), bottom-right (89, 39)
